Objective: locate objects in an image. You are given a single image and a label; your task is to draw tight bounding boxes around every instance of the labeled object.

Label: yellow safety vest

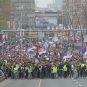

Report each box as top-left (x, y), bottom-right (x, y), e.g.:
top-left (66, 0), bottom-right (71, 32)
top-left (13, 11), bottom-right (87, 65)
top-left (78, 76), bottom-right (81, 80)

top-left (28, 66), bottom-right (32, 73)
top-left (63, 65), bottom-right (67, 72)
top-left (13, 67), bottom-right (18, 73)
top-left (81, 64), bottom-right (85, 68)
top-left (52, 66), bottom-right (57, 73)
top-left (3, 60), bottom-right (8, 66)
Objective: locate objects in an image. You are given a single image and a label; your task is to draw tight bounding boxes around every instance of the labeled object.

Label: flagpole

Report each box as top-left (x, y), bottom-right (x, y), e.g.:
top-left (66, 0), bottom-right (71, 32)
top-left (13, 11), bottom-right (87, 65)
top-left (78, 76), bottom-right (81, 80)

top-left (81, 30), bottom-right (84, 60)
top-left (20, 31), bottom-right (23, 49)
top-left (2, 43), bottom-right (3, 58)
top-left (2, 32), bottom-right (4, 58)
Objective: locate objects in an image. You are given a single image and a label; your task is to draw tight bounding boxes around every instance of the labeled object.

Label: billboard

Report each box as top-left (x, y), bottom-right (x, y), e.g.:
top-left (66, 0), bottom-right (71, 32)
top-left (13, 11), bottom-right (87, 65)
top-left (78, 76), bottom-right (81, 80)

top-left (35, 16), bottom-right (57, 26)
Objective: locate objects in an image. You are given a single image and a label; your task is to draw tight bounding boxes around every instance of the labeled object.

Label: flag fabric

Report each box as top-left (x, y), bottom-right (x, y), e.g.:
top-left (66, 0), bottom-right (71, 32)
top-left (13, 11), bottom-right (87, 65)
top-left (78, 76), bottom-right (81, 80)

top-left (38, 47), bottom-right (46, 55)
top-left (2, 34), bottom-right (8, 43)
top-left (63, 51), bottom-right (72, 59)
top-left (43, 41), bottom-right (49, 48)
top-left (63, 55), bottom-right (72, 59)
top-left (80, 47), bottom-right (86, 54)
top-left (69, 31), bottom-right (74, 41)
top-left (28, 45), bottom-right (37, 52)
top-left (83, 51), bottom-right (87, 59)
top-left (83, 45), bottom-right (87, 59)
top-left (52, 36), bottom-right (58, 42)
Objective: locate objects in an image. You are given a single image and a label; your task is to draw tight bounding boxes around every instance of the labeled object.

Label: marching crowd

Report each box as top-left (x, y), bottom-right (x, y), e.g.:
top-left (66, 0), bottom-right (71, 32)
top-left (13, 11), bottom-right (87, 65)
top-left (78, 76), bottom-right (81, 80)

top-left (0, 58), bottom-right (87, 79)
top-left (0, 40), bottom-right (87, 79)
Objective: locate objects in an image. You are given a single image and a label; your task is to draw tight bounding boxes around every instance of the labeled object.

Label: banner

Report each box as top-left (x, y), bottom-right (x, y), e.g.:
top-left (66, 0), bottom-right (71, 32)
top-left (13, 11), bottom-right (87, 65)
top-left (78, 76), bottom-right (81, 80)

top-left (38, 47), bottom-right (46, 55)
top-left (83, 51), bottom-right (87, 59)
top-left (73, 50), bottom-right (79, 54)
top-left (69, 31), bottom-right (74, 41)
top-left (67, 47), bottom-right (73, 51)
top-left (83, 35), bottom-right (87, 42)
top-left (2, 34), bottom-right (8, 43)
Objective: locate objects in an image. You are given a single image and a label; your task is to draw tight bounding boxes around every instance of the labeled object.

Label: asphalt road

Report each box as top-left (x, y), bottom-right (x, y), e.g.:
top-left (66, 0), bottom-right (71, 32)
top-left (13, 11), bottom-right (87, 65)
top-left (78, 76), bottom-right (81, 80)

top-left (0, 78), bottom-right (87, 87)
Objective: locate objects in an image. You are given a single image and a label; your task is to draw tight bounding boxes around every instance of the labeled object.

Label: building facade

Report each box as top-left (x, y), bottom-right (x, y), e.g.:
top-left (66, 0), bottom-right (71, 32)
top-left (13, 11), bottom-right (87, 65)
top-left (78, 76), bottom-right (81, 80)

top-left (10, 0), bottom-right (35, 29)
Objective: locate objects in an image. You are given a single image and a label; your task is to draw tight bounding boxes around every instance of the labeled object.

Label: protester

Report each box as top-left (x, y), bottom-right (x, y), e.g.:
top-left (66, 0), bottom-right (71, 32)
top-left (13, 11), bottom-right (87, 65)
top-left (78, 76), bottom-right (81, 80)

top-left (0, 40), bottom-right (87, 79)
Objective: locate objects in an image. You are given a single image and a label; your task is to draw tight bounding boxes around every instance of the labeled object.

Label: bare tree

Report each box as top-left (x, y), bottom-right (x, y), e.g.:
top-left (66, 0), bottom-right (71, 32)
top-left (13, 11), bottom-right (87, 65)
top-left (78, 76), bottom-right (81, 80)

top-left (0, 0), bottom-right (11, 31)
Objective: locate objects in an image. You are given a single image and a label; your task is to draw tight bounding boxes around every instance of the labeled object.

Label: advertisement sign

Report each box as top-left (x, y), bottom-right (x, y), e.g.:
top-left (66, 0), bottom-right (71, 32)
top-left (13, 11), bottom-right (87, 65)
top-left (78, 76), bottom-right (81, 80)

top-left (35, 16), bottom-right (57, 26)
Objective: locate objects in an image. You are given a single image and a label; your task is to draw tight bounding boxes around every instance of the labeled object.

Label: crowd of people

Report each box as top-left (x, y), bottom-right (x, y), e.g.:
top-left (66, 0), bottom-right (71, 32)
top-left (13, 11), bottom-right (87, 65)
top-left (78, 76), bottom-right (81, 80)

top-left (0, 39), bottom-right (87, 79)
top-left (0, 58), bottom-right (87, 79)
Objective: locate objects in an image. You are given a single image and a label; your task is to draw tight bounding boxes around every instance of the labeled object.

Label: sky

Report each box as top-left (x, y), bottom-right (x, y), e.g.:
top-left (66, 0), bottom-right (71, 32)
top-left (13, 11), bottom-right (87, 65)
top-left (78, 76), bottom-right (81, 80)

top-left (35, 0), bottom-right (63, 10)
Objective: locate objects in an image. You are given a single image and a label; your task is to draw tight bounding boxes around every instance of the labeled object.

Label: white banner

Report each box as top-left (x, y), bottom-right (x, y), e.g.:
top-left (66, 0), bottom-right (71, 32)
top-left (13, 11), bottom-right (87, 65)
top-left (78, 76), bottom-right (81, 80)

top-left (83, 35), bottom-right (87, 42)
top-left (83, 51), bottom-right (87, 59)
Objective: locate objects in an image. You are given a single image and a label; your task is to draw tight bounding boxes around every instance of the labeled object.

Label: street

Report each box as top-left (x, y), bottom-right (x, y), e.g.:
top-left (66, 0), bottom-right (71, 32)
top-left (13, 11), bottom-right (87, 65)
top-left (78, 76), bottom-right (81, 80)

top-left (0, 78), bottom-right (87, 87)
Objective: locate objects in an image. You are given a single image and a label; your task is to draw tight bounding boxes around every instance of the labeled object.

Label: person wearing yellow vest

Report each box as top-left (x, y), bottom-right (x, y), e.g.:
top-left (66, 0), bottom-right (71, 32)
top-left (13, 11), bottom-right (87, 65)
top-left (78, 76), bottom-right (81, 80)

top-left (28, 66), bottom-right (33, 79)
top-left (51, 65), bottom-right (58, 78)
top-left (81, 63), bottom-right (85, 68)
top-left (2, 60), bottom-right (8, 78)
top-left (63, 64), bottom-right (68, 78)
top-left (86, 64), bottom-right (87, 76)
top-left (11, 65), bottom-right (14, 79)
top-left (80, 63), bottom-right (86, 77)
top-left (3, 60), bottom-right (8, 66)
top-left (13, 66), bottom-right (19, 79)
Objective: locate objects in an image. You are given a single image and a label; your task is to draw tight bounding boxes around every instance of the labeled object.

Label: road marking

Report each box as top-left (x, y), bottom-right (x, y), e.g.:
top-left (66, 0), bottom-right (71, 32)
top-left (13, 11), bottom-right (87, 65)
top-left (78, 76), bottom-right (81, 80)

top-left (78, 84), bottom-right (82, 87)
top-left (36, 80), bottom-right (39, 86)
top-left (72, 79), bottom-right (83, 87)
top-left (36, 80), bottom-right (39, 87)
top-left (73, 80), bottom-right (76, 82)
top-left (36, 79), bottom-right (41, 87)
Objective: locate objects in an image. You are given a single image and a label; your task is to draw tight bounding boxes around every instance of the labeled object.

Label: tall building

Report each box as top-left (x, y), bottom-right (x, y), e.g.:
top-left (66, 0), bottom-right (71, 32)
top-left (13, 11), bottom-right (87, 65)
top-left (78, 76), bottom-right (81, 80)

top-left (62, 0), bottom-right (87, 29)
top-left (11, 0), bottom-right (35, 29)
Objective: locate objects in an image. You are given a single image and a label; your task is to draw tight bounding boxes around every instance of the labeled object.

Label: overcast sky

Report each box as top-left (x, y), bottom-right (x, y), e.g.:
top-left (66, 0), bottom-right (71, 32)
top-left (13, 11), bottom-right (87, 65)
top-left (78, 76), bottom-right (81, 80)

top-left (35, 0), bottom-right (63, 9)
